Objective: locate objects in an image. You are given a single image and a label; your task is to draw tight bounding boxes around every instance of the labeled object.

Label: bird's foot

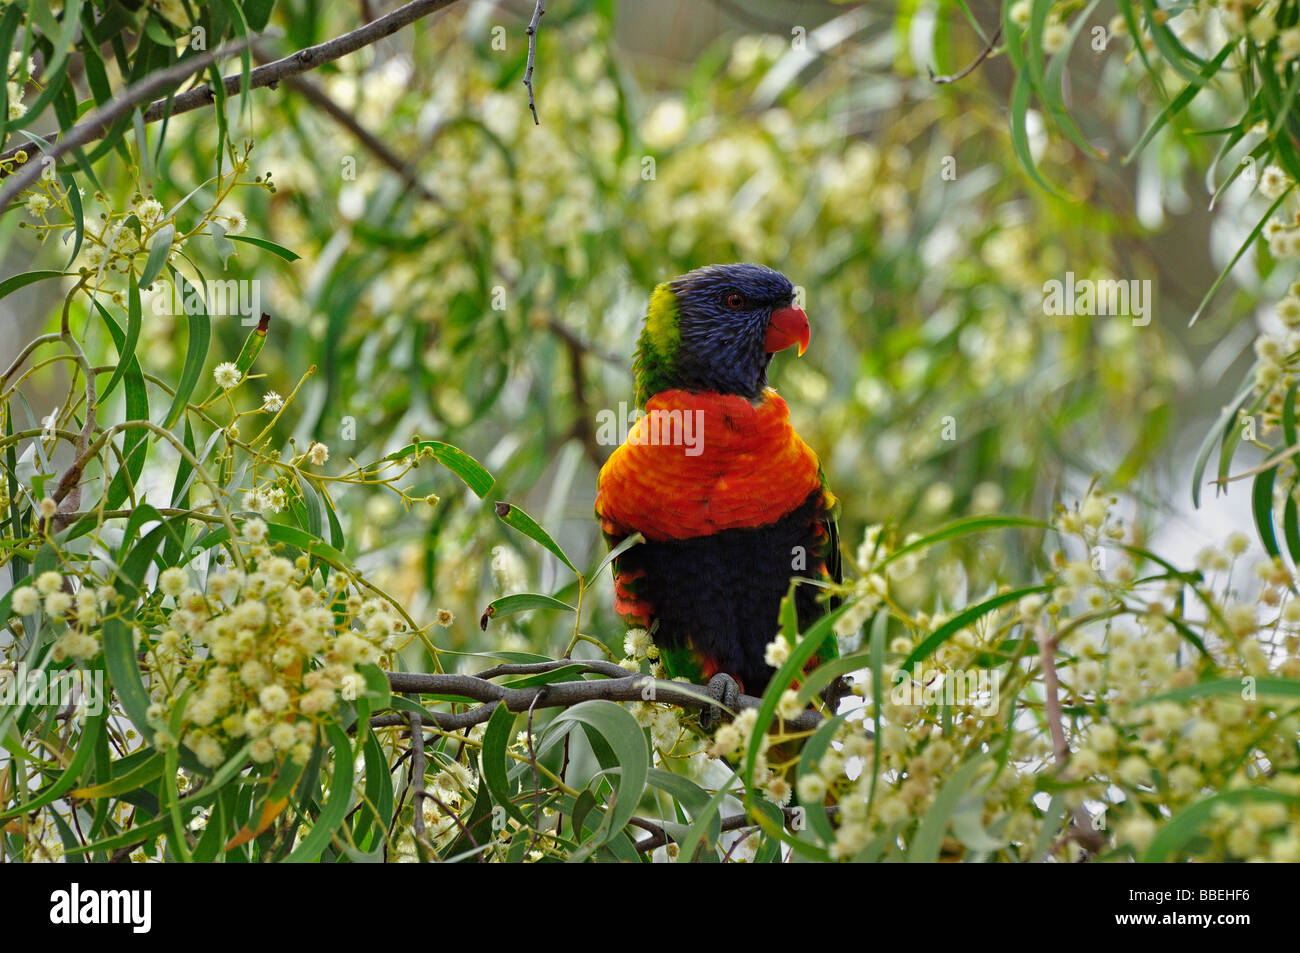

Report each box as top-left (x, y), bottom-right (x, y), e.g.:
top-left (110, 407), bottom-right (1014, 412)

top-left (701, 673), bottom-right (740, 732)
top-left (821, 674), bottom-right (851, 715)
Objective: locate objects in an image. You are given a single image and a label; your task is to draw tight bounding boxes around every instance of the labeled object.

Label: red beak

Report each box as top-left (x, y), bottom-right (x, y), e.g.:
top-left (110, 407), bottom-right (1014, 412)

top-left (765, 306), bottom-right (810, 356)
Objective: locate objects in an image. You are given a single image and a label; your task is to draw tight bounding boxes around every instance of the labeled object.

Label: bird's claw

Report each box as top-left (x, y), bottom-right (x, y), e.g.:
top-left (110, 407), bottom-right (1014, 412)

top-left (701, 673), bottom-right (740, 732)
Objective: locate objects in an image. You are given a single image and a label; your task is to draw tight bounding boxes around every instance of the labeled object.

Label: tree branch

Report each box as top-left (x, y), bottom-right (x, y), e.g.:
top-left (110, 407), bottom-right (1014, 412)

top-left (523, 0), bottom-right (546, 124)
top-left (0, 0), bottom-right (463, 185)
top-left (1037, 621), bottom-right (1106, 858)
top-left (407, 707), bottom-right (430, 855)
top-left (0, 34), bottom-right (267, 209)
top-left (369, 662), bottom-right (832, 734)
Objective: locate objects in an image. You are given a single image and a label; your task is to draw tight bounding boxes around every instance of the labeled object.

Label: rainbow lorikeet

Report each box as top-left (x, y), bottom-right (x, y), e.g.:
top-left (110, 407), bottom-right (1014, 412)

top-left (595, 263), bottom-right (844, 727)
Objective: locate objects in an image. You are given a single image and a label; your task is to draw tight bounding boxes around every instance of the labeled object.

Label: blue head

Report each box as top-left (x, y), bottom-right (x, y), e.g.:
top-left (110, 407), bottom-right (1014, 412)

top-left (632, 263), bottom-right (809, 405)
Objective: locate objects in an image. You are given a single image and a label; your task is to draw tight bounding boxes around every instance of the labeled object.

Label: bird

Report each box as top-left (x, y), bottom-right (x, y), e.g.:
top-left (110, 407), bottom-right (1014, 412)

top-left (594, 262), bottom-right (844, 729)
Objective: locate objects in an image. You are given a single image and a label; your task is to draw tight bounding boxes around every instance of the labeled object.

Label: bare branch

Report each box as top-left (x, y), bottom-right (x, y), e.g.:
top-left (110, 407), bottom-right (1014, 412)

top-left (0, 34), bottom-right (266, 210)
top-left (523, 0), bottom-right (545, 124)
top-left (369, 666), bottom-right (838, 735)
top-left (408, 708), bottom-right (430, 855)
top-left (1037, 623), bottom-right (1069, 766)
top-left (1037, 621), bottom-right (1106, 858)
top-left (0, 0), bottom-right (463, 183)
top-left (929, 26), bottom-right (1002, 85)
top-left (525, 688), bottom-right (546, 852)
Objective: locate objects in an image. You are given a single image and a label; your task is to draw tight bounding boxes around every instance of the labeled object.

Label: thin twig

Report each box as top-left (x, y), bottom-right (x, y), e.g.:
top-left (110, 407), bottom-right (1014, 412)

top-left (557, 321), bottom-right (605, 468)
top-left (523, 0), bottom-right (545, 124)
top-left (1036, 623), bottom-right (1069, 766)
top-left (472, 658), bottom-right (629, 680)
top-left (720, 825), bottom-right (757, 862)
top-left (276, 70), bottom-right (442, 204)
top-left (929, 25), bottom-right (1002, 84)
top-left (1036, 621), bottom-right (1106, 858)
top-left (423, 788), bottom-right (476, 855)
top-left (48, 278), bottom-right (93, 534)
top-left (545, 318), bottom-right (624, 367)
top-left (525, 688), bottom-right (546, 851)
top-left (408, 708), bottom-right (429, 856)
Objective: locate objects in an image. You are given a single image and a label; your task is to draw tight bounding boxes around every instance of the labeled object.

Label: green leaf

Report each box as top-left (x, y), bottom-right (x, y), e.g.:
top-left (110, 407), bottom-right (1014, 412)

top-left (1040, 0), bottom-right (1103, 159)
top-left (502, 663), bottom-right (588, 688)
top-left (1191, 370), bottom-right (1258, 508)
top-left (201, 312), bottom-right (268, 404)
top-left (902, 584), bottom-right (1051, 670)
top-left (1253, 464), bottom-right (1281, 559)
top-left (794, 650), bottom-right (868, 708)
top-left (1284, 495), bottom-right (1300, 569)
top-left (742, 603), bottom-right (848, 792)
top-left (1008, 73), bottom-right (1063, 197)
top-left (479, 592), bottom-right (575, 630)
top-left (99, 278), bottom-right (142, 403)
top-left (1143, 789), bottom-right (1300, 862)
top-left (794, 713), bottom-right (848, 847)
top-left (103, 372), bottom-right (151, 510)
top-left (60, 170), bottom-right (85, 267)
top-left (380, 440), bottom-right (495, 499)
top-left (161, 271), bottom-right (211, 429)
top-left (494, 501), bottom-right (579, 575)
top-left (0, 270), bottom-right (67, 301)
top-left (874, 515), bottom-right (1048, 572)
top-left (907, 753), bottom-right (991, 862)
top-left (555, 700), bottom-right (649, 848)
top-left (1029, 793), bottom-right (1066, 860)
top-left (285, 722), bottom-right (355, 861)
top-left (69, 750), bottom-right (164, 801)
top-left (265, 521), bottom-right (348, 566)
top-left (1136, 677), bottom-right (1300, 705)
top-left (480, 703), bottom-right (529, 827)
top-left (138, 223), bottom-right (175, 288)
top-left (675, 780), bottom-right (736, 863)
top-left (0, 683), bottom-right (105, 819)
top-left (244, 0), bottom-right (277, 31)
top-left (590, 531), bottom-right (644, 581)
top-left (227, 234), bottom-right (302, 261)
top-left (209, 220), bottom-right (237, 267)
top-left (102, 617), bottom-right (155, 744)
top-left (1189, 188), bottom-right (1292, 327)
top-left (6, 0), bottom-right (83, 132)
top-left (0, 7), bottom-right (22, 144)
top-left (866, 609), bottom-right (886, 817)
top-left (1123, 43), bottom-right (1233, 165)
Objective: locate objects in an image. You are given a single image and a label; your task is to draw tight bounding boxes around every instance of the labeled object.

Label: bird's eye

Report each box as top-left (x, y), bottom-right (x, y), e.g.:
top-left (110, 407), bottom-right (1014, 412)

top-left (725, 293), bottom-right (746, 310)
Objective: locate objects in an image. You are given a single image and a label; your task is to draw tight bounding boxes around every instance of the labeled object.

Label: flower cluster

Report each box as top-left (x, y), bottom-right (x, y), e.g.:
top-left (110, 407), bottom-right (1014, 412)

top-left (9, 571), bottom-right (115, 662)
top-left (762, 494), bottom-right (1300, 861)
top-left (137, 519), bottom-right (407, 768)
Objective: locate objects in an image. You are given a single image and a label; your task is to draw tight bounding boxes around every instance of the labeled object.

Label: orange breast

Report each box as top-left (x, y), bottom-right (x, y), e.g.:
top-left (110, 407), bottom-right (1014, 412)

top-left (595, 388), bottom-right (822, 542)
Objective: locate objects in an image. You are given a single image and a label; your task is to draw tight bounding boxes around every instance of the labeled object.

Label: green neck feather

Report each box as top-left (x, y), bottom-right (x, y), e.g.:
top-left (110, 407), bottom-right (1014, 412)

top-left (632, 284), bottom-right (680, 407)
